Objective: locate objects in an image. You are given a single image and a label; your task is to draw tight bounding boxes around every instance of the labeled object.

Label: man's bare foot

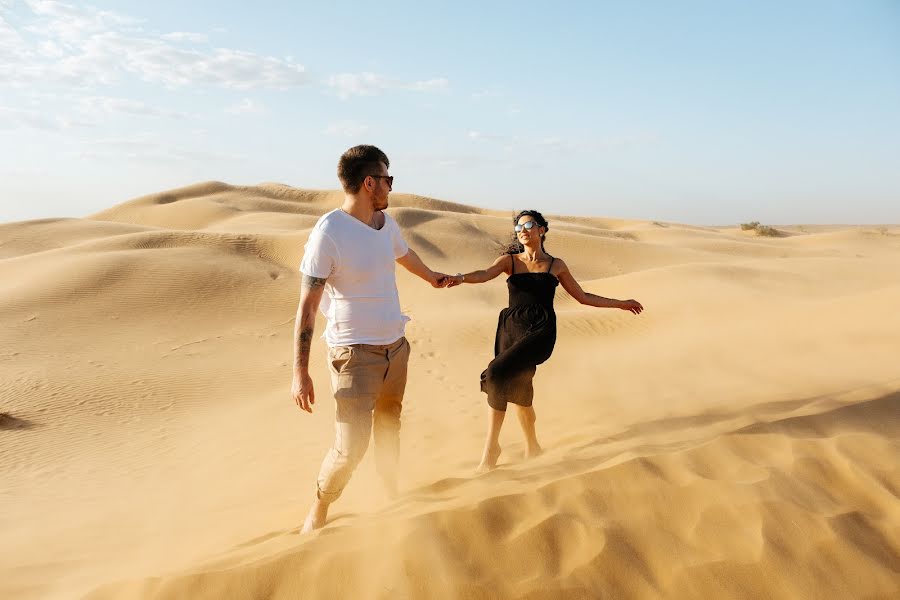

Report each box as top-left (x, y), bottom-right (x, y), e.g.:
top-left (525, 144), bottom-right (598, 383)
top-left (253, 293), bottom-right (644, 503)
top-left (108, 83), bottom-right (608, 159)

top-left (525, 444), bottom-right (543, 459)
top-left (475, 444), bottom-right (502, 473)
top-left (300, 499), bottom-right (329, 533)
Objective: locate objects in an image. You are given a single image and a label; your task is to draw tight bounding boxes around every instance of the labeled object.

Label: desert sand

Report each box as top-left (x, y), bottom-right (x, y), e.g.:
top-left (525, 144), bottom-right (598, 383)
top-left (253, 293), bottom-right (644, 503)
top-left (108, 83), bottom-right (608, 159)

top-left (1, 182), bottom-right (898, 599)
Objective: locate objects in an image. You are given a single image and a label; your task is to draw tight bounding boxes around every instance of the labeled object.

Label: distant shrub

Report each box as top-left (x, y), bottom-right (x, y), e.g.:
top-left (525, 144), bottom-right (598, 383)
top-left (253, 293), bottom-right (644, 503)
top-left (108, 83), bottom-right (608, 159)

top-left (740, 221), bottom-right (780, 237)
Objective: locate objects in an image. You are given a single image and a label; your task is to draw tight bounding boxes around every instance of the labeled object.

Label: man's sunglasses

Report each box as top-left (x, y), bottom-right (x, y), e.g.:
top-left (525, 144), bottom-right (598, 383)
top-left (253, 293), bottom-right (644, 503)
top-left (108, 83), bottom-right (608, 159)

top-left (370, 175), bottom-right (394, 187)
top-left (514, 220), bottom-right (539, 233)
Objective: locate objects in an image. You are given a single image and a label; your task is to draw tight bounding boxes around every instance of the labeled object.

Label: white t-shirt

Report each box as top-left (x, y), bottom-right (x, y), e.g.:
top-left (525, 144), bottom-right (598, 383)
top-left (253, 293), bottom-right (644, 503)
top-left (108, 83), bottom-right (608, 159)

top-left (299, 209), bottom-right (410, 347)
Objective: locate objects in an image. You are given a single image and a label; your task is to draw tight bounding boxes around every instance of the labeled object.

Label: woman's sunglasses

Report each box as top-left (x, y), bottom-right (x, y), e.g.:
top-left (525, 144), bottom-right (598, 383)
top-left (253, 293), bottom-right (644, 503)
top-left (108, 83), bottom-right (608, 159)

top-left (514, 221), bottom-right (539, 233)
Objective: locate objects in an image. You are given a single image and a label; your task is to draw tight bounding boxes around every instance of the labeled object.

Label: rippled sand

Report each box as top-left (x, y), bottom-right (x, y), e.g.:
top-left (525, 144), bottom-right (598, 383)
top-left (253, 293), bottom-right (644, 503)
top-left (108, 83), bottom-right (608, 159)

top-left (2, 183), bottom-right (898, 599)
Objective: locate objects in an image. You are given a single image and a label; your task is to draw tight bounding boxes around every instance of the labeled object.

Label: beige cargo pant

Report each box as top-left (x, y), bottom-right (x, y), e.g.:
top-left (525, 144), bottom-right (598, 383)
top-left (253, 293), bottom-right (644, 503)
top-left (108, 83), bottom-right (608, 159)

top-left (316, 336), bottom-right (410, 502)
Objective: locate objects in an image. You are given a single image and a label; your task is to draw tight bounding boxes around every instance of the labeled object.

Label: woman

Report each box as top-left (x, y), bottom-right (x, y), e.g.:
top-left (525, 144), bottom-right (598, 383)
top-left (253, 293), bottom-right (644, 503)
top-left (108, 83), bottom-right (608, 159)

top-left (446, 210), bottom-right (643, 471)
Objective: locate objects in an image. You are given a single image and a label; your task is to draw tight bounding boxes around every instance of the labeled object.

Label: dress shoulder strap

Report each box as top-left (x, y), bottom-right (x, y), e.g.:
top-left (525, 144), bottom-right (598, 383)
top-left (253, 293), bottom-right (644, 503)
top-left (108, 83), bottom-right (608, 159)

top-left (510, 253), bottom-right (515, 274)
top-left (547, 255), bottom-right (555, 273)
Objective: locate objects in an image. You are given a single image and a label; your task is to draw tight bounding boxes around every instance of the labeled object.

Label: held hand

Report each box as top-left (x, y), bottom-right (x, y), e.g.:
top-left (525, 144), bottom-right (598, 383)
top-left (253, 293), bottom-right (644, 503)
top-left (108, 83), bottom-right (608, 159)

top-left (432, 272), bottom-right (452, 288)
top-left (445, 274), bottom-right (464, 288)
top-left (618, 299), bottom-right (644, 315)
top-left (291, 371), bottom-right (315, 413)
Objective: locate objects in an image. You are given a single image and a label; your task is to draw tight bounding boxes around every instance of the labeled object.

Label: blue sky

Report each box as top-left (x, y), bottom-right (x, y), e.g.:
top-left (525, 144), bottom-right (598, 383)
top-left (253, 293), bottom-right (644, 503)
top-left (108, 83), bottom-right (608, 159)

top-left (1, 0), bottom-right (898, 224)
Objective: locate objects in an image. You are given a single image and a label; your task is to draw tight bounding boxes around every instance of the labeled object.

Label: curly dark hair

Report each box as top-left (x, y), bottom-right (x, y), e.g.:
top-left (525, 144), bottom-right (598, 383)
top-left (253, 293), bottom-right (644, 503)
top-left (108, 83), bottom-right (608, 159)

top-left (337, 145), bottom-right (389, 193)
top-left (499, 209), bottom-right (550, 255)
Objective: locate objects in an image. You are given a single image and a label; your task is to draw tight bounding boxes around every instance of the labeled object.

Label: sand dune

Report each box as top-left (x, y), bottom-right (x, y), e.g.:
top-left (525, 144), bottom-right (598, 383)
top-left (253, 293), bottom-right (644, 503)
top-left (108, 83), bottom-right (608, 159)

top-left (1, 183), bottom-right (898, 599)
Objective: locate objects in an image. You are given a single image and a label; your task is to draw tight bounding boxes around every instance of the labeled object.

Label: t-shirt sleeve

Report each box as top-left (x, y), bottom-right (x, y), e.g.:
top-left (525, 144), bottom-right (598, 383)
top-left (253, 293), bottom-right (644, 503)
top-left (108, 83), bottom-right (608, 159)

top-left (299, 228), bottom-right (337, 279)
top-left (389, 216), bottom-right (409, 259)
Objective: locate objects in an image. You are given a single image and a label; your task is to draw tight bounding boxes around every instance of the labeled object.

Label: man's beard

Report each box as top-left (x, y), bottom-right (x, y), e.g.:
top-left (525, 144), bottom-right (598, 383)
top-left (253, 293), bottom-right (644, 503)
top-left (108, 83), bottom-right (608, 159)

top-left (373, 195), bottom-right (389, 210)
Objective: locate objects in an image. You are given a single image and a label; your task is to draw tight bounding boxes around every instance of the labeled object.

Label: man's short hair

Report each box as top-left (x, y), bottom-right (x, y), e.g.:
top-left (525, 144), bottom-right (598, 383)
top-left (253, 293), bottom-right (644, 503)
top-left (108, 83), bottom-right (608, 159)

top-left (337, 145), bottom-right (390, 193)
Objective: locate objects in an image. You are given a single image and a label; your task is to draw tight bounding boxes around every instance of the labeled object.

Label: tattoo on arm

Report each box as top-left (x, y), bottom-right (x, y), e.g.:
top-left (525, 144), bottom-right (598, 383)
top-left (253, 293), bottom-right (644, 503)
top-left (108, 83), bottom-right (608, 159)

top-left (295, 275), bottom-right (326, 370)
top-left (297, 326), bottom-right (314, 369)
top-left (302, 275), bottom-right (327, 290)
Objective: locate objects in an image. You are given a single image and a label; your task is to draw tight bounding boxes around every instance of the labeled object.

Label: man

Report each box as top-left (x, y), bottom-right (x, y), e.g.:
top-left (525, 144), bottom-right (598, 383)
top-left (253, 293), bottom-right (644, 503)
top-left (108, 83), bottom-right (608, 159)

top-left (291, 145), bottom-right (448, 532)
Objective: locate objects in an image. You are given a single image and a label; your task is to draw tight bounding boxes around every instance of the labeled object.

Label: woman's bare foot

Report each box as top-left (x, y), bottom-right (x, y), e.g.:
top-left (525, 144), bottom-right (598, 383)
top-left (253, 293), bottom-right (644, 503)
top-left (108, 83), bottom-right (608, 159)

top-left (476, 444), bottom-right (502, 473)
top-left (300, 498), bottom-right (329, 533)
top-left (525, 444), bottom-right (543, 459)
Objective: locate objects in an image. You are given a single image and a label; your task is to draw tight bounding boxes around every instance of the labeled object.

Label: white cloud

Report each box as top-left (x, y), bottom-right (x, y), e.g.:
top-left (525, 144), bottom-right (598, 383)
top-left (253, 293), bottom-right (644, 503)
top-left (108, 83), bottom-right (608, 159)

top-left (467, 130), bottom-right (508, 142)
top-left (74, 135), bottom-right (246, 162)
top-left (536, 136), bottom-right (564, 147)
top-left (161, 31), bottom-right (208, 43)
top-left (1, 5), bottom-right (446, 128)
top-left (24, 1), bottom-right (140, 44)
top-left (465, 130), bottom-right (579, 155)
top-left (323, 120), bottom-right (370, 137)
top-left (26, 0), bottom-right (85, 19)
top-left (597, 132), bottom-right (661, 148)
top-left (471, 89), bottom-right (502, 99)
top-left (0, 105), bottom-right (64, 130)
top-left (37, 39), bottom-right (64, 57)
top-left (1, 4), bottom-right (307, 90)
top-left (406, 78), bottom-right (448, 92)
top-left (467, 131), bottom-right (658, 156)
top-left (328, 72), bottom-right (449, 99)
top-left (79, 95), bottom-right (188, 119)
top-left (224, 98), bottom-right (264, 114)
top-left (327, 72), bottom-right (389, 99)
top-left (117, 44), bottom-right (307, 89)
top-left (402, 153), bottom-right (508, 170)
top-left (0, 15), bottom-right (27, 57)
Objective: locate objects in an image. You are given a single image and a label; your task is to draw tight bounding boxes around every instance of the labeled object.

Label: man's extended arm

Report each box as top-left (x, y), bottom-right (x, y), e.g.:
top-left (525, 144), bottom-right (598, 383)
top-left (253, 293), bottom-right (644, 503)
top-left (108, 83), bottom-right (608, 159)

top-left (291, 275), bottom-right (327, 412)
top-left (396, 248), bottom-right (448, 287)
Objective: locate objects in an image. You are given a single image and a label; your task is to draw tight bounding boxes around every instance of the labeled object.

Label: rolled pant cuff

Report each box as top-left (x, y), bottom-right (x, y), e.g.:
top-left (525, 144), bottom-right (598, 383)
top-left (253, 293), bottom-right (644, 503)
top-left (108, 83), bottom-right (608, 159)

top-left (316, 484), bottom-right (344, 503)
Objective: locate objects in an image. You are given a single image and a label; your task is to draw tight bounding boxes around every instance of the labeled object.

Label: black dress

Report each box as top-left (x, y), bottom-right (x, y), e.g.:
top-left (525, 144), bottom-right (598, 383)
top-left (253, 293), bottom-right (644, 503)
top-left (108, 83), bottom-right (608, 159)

top-left (480, 254), bottom-right (559, 411)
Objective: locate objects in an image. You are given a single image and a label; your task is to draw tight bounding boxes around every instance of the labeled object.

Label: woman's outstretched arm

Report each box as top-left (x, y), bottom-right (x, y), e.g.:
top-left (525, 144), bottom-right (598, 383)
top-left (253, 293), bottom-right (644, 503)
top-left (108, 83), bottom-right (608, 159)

top-left (446, 255), bottom-right (510, 286)
top-left (556, 258), bottom-right (644, 314)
